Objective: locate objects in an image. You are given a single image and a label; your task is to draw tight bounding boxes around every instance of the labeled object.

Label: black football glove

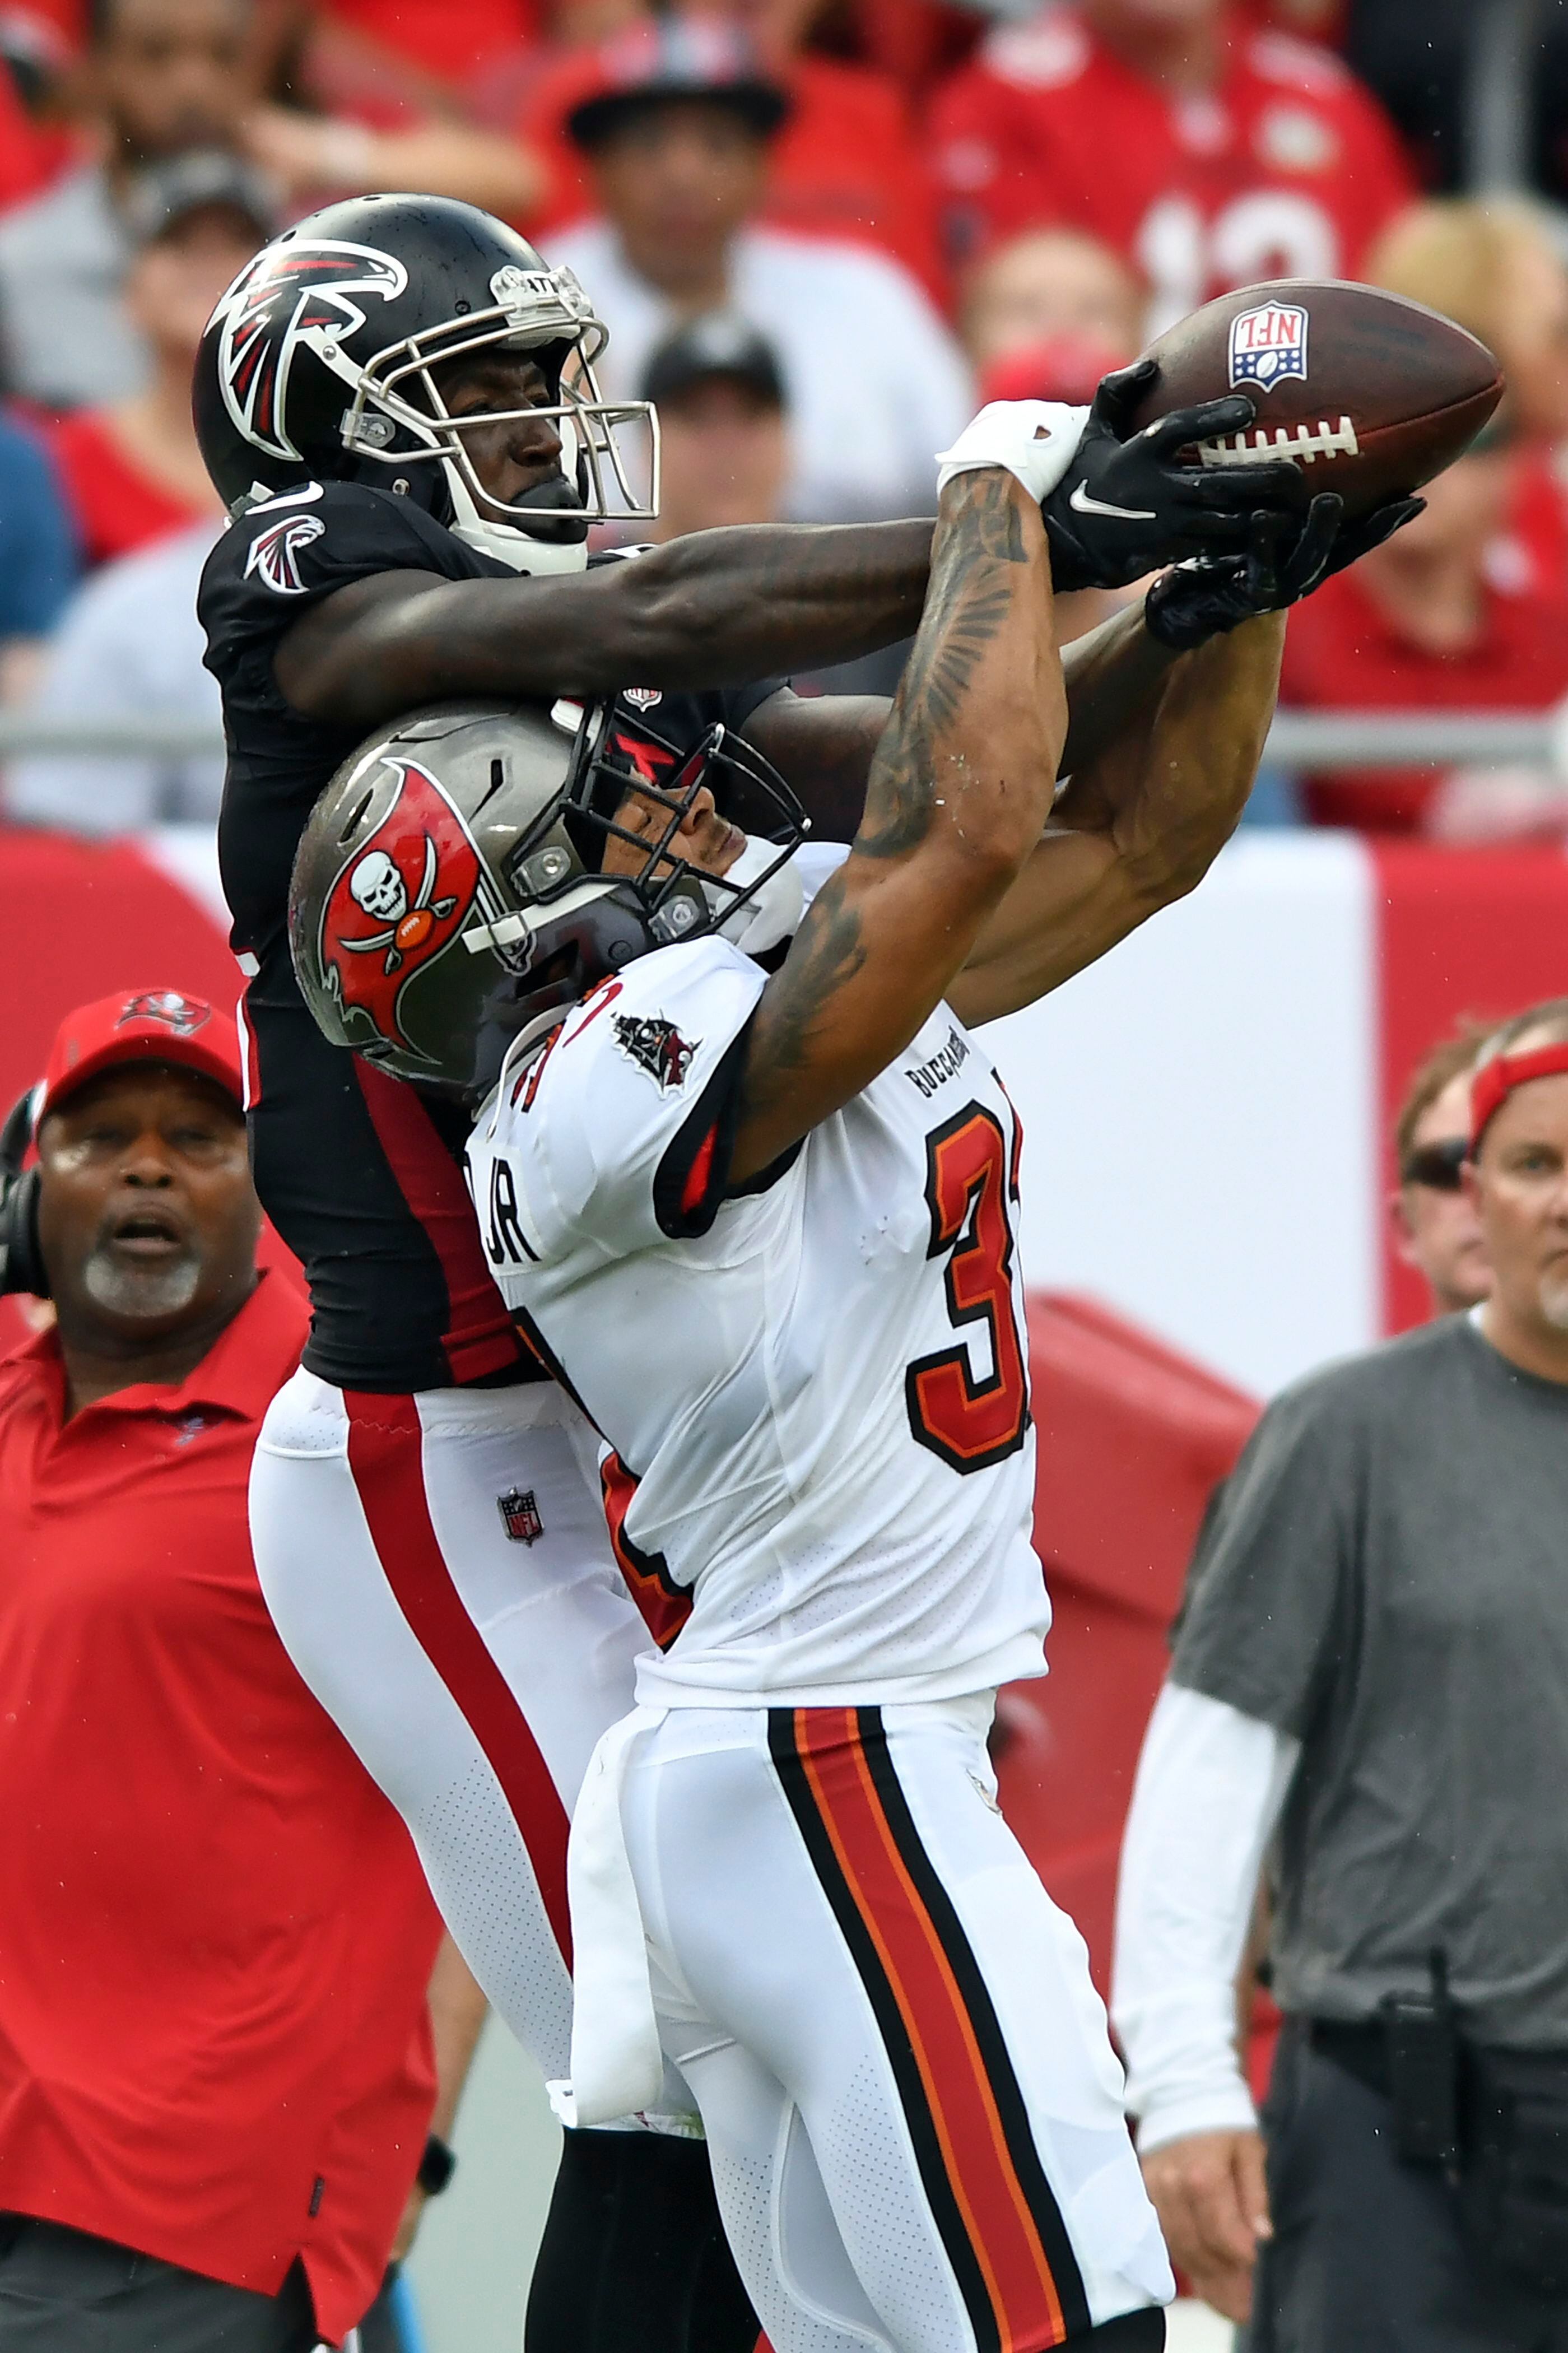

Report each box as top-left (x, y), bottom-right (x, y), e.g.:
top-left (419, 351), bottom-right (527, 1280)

top-left (1041, 356), bottom-right (1311, 592)
top-left (1143, 491), bottom-right (1425, 650)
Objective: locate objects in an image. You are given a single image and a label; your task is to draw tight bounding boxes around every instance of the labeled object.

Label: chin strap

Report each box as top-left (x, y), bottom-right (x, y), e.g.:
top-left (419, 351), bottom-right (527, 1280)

top-left (444, 465), bottom-right (590, 575)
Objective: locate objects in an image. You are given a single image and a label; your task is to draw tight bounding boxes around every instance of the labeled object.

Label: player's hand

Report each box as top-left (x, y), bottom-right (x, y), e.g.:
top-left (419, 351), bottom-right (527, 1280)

top-left (1140, 2127), bottom-right (1271, 2324)
top-left (1041, 357), bottom-right (1309, 592)
top-left (1143, 491), bottom-right (1425, 650)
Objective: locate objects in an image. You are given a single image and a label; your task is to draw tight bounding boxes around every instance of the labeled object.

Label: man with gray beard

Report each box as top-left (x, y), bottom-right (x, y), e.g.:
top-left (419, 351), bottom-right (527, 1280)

top-left (1111, 992), bottom-right (1568, 2350)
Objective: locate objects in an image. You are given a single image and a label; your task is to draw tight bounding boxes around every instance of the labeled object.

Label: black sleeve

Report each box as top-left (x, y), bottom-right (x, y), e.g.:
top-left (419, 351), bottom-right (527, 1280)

top-left (198, 480), bottom-right (499, 677)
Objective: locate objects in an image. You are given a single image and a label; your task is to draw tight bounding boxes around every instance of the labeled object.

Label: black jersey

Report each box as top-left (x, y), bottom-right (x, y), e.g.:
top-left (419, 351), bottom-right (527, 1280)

top-left (199, 478), bottom-right (780, 1394)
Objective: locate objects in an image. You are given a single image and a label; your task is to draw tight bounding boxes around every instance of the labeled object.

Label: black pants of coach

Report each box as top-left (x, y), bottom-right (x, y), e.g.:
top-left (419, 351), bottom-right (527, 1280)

top-left (0, 2217), bottom-right (412, 2351)
top-left (1240, 2019), bottom-right (1568, 2353)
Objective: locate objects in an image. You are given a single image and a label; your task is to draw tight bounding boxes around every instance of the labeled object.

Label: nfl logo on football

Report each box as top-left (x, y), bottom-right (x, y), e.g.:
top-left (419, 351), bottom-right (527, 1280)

top-left (1228, 301), bottom-right (1309, 392)
top-left (497, 1486), bottom-right (544, 1545)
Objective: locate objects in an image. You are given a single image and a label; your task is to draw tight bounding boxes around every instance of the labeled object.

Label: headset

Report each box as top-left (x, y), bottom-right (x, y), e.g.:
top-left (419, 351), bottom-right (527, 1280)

top-left (0, 1086), bottom-right (47, 1299)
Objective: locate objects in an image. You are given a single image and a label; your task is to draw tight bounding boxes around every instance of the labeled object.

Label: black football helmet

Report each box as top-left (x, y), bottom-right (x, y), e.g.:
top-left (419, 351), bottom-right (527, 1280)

top-left (193, 193), bottom-right (657, 574)
top-left (288, 699), bottom-right (807, 1102)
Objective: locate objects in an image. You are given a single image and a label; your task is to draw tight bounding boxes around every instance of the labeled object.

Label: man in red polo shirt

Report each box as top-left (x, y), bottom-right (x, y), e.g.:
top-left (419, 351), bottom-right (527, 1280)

top-left (0, 988), bottom-right (465, 2352)
top-left (930, 0), bottom-right (1412, 326)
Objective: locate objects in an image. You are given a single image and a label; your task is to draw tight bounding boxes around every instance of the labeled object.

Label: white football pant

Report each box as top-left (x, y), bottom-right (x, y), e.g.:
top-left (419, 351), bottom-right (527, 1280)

top-left (618, 1697), bottom-right (1174, 2353)
top-left (250, 1366), bottom-right (659, 2094)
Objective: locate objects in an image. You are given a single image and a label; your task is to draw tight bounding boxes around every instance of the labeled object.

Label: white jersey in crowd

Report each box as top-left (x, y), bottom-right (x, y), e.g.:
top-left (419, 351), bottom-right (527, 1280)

top-left (466, 845), bottom-right (1050, 1711)
top-left (542, 218), bottom-right (973, 524)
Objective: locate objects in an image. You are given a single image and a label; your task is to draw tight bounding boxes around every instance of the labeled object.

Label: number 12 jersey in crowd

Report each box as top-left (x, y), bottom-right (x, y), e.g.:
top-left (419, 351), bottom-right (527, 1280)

top-left (465, 844), bottom-right (1050, 1707)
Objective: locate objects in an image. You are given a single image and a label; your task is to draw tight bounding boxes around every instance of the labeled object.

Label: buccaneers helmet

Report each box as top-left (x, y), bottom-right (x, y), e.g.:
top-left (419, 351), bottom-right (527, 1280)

top-left (193, 193), bottom-right (655, 573)
top-left (289, 699), bottom-right (807, 1101)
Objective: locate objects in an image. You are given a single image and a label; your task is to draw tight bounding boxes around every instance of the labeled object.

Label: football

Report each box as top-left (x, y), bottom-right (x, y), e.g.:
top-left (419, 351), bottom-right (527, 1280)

top-left (1126, 280), bottom-right (1505, 521)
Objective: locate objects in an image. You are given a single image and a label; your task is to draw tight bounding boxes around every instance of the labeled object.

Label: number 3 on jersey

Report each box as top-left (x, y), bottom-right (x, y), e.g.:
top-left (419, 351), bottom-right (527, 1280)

top-left (905, 1101), bottom-right (1030, 1473)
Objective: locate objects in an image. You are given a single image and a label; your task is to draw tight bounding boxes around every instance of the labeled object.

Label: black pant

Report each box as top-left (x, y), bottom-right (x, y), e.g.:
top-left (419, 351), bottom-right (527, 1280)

top-left (1242, 2020), bottom-right (1568, 2353)
top-left (0, 2219), bottom-right (321, 2352)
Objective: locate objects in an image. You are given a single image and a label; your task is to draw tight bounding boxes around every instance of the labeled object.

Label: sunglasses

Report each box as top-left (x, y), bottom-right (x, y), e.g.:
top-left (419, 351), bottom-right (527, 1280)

top-left (1400, 1136), bottom-right (1469, 1192)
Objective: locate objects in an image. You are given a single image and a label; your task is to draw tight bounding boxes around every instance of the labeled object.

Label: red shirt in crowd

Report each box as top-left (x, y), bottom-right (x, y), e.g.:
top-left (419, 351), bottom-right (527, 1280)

top-left (1278, 557), bottom-right (1568, 833)
top-left (44, 410), bottom-right (212, 569)
top-left (518, 46), bottom-right (945, 300)
top-left (0, 1271), bottom-right (441, 2344)
top-left (930, 8), bottom-right (1412, 320)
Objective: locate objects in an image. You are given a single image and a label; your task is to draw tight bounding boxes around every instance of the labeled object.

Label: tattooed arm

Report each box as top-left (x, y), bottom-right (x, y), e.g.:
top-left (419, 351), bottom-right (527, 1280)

top-left (946, 613), bottom-right (1284, 1030)
top-left (729, 470), bottom-right (1064, 1185)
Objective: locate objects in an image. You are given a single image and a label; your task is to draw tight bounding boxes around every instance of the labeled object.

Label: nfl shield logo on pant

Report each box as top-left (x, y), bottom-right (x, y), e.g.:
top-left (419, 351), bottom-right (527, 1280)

top-left (497, 1486), bottom-right (544, 1545)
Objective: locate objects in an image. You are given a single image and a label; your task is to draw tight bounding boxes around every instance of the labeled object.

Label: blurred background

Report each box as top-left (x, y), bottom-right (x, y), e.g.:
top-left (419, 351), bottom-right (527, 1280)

top-left (8, 1), bottom-right (1568, 2343)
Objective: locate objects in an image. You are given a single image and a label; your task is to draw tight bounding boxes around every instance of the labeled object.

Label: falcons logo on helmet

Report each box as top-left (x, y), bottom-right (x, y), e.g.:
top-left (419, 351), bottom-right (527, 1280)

top-left (319, 760), bottom-right (508, 1056)
top-left (211, 239), bottom-right (408, 463)
top-left (245, 510), bottom-right (325, 596)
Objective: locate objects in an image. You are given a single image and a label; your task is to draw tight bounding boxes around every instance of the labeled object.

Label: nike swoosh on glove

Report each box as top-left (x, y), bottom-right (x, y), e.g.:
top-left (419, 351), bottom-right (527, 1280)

top-left (1143, 492), bottom-right (1426, 651)
top-left (1042, 356), bottom-right (1309, 593)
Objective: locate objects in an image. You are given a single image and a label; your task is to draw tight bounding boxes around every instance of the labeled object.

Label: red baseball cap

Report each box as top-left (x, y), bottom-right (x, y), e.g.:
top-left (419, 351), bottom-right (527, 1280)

top-left (38, 989), bottom-right (244, 1124)
top-left (565, 15), bottom-right (790, 148)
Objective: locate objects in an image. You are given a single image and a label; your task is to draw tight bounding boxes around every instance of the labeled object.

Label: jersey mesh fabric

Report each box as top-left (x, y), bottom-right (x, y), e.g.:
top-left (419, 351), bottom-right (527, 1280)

top-left (199, 479), bottom-right (779, 1391)
top-left (466, 849), bottom-right (1051, 1706)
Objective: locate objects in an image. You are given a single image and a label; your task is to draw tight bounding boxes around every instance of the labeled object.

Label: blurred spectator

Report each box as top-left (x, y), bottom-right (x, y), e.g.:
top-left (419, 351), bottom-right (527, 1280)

top-left (1114, 994), bottom-right (1568, 2341)
top-left (0, 0), bottom-right (538, 413)
top-left (1278, 425), bottom-right (1568, 838)
top-left (7, 520), bottom-right (220, 831)
top-left (960, 224), bottom-right (1141, 379)
top-left (931, 0), bottom-right (1413, 334)
top-left (0, 0), bottom-right (253, 408)
top-left (518, 3), bottom-right (945, 300)
top-left (643, 309), bottom-right (788, 537)
top-left (1391, 1024), bottom-right (1491, 1317)
top-left (545, 16), bottom-right (969, 520)
top-left (0, 410), bottom-right (78, 704)
top-left (41, 155), bottom-right (260, 568)
top-left (1366, 199), bottom-right (1568, 597)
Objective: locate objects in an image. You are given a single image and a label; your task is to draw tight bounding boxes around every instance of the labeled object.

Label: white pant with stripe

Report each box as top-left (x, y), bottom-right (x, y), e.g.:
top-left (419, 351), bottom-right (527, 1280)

top-left (615, 1698), bottom-right (1172, 2352)
top-left (249, 1365), bottom-right (661, 2095)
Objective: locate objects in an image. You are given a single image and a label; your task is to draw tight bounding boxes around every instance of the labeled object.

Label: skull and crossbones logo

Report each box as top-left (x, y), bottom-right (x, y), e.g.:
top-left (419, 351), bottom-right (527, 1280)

top-left (339, 836), bottom-right (457, 973)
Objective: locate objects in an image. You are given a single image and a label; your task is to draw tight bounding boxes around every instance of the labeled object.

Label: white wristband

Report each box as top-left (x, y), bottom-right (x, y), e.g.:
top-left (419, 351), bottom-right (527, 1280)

top-left (935, 401), bottom-right (1090, 506)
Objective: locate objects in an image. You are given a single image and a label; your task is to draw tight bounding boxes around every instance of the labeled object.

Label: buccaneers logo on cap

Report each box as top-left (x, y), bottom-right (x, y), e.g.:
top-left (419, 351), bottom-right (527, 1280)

top-left (117, 990), bottom-right (212, 1035)
top-left (319, 761), bottom-right (502, 1056)
top-left (212, 239), bottom-right (408, 463)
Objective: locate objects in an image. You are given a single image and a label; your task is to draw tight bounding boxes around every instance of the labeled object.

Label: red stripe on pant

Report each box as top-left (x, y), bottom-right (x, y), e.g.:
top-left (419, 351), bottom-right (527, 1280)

top-left (344, 1389), bottom-right (572, 1963)
top-left (794, 1708), bottom-right (1068, 2350)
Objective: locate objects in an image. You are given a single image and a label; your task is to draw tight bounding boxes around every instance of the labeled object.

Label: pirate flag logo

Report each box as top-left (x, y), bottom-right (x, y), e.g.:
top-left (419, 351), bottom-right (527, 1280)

top-left (211, 239), bottom-right (408, 464)
top-left (612, 1011), bottom-right (697, 1092)
top-left (117, 990), bottom-right (212, 1035)
top-left (318, 760), bottom-right (505, 1058)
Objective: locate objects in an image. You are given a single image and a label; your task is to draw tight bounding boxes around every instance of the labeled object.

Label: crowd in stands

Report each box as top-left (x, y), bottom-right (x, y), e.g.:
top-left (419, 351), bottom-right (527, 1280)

top-left (6, 0), bottom-right (1568, 841)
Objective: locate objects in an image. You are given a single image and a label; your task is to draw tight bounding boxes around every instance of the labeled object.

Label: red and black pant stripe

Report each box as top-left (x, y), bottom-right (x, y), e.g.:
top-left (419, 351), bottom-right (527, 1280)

top-left (767, 1705), bottom-right (1091, 2353)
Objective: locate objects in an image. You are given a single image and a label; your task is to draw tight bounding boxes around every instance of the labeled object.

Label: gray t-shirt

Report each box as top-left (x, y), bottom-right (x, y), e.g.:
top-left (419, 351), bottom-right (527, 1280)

top-left (1174, 1313), bottom-right (1568, 2047)
top-left (0, 166), bottom-right (146, 409)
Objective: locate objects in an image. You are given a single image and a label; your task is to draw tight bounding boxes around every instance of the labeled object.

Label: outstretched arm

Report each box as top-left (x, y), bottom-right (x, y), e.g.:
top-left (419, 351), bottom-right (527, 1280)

top-left (946, 611), bottom-right (1283, 1029)
top-left (273, 522), bottom-right (935, 727)
top-left (731, 468), bottom-right (1064, 1184)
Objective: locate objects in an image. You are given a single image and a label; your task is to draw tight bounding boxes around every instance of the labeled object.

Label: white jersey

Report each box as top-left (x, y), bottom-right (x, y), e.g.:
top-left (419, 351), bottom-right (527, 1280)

top-left (466, 851), bottom-right (1050, 1709)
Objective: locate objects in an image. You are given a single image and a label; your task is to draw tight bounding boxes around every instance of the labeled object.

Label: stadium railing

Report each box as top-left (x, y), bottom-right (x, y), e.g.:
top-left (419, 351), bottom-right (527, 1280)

top-left (2, 712), bottom-right (1566, 769)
